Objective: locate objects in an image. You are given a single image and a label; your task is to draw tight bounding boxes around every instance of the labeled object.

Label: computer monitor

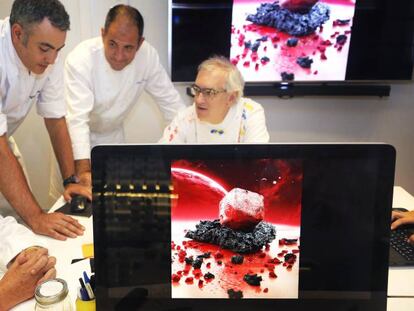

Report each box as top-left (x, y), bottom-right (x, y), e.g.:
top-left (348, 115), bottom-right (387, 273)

top-left (92, 144), bottom-right (395, 311)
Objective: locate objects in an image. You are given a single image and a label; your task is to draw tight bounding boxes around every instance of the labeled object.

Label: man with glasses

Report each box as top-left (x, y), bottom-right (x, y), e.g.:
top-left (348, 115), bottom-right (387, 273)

top-left (49, 4), bottom-right (185, 198)
top-left (0, 0), bottom-right (90, 240)
top-left (160, 56), bottom-right (270, 143)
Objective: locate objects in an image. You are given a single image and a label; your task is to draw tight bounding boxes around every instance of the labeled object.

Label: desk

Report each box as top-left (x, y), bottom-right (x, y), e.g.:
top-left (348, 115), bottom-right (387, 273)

top-left (10, 187), bottom-right (414, 310)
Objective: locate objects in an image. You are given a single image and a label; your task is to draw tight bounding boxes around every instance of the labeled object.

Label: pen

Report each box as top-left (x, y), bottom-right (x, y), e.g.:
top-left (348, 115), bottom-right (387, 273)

top-left (78, 285), bottom-right (89, 301)
top-left (85, 282), bottom-right (95, 299)
top-left (77, 287), bottom-right (88, 301)
top-left (83, 271), bottom-right (91, 284)
top-left (79, 278), bottom-right (90, 300)
top-left (90, 274), bottom-right (95, 290)
top-left (79, 277), bottom-right (86, 289)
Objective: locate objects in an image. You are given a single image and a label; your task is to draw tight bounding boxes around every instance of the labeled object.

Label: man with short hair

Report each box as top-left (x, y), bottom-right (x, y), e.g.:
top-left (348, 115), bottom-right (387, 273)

top-left (54, 4), bottom-right (185, 193)
top-left (0, 0), bottom-right (90, 240)
top-left (160, 56), bottom-right (270, 143)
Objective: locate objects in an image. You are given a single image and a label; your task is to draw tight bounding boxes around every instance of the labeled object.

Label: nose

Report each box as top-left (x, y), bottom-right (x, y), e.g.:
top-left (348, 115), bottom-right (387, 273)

top-left (194, 92), bottom-right (206, 104)
top-left (45, 50), bottom-right (58, 65)
top-left (113, 48), bottom-right (125, 62)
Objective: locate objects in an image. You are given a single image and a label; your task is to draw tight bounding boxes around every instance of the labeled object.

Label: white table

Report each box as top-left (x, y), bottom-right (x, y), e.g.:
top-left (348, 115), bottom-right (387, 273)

top-left (11, 197), bottom-right (93, 310)
top-left (11, 187), bottom-right (414, 310)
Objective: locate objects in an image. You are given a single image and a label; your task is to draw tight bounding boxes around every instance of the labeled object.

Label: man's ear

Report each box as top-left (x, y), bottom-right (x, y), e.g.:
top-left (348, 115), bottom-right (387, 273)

top-left (11, 23), bottom-right (24, 43)
top-left (137, 36), bottom-right (145, 50)
top-left (228, 91), bottom-right (238, 106)
top-left (101, 27), bottom-right (105, 38)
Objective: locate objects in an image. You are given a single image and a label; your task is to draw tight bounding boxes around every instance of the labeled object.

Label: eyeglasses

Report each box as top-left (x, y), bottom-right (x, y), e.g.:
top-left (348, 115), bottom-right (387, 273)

top-left (190, 84), bottom-right (227, 98)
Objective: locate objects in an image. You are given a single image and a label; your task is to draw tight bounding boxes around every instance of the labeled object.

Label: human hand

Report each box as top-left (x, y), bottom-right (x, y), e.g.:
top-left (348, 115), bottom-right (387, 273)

top-left (63, 182), bottom-right (92, 202)
top-left (0, 248), bottom-right (55, 310)
top-left (408, 234), bottom-right (414, 245)
top-left (16, 247), bottom-right (57, 283)
top-left (391, 210), bottom-right (414, 228)
top-left (79, 171), bottom-right (92, 188)
top-left (30, 212), bottom-right (85, 241)
top-left (36, 256), bottom-right (57, 285)
top-left (391, 210), bottom-right (414, 245)
top-left (279, 0), bottom-right (319, 13)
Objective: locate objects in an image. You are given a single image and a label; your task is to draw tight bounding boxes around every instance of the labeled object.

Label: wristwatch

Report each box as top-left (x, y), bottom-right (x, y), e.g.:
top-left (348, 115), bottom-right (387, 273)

top-left (63, 174), bottom-right (79, 187)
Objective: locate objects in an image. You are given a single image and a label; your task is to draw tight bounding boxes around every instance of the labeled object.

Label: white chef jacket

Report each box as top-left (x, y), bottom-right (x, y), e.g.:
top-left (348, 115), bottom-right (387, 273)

top-left (0, 18), bottom-right (66, 138)
top-left (159, 97), bottom-right (270, 143)
top-left (0, 215), bottom-right (46, 274)
top-left (65, 37), bottom-right (185, 160)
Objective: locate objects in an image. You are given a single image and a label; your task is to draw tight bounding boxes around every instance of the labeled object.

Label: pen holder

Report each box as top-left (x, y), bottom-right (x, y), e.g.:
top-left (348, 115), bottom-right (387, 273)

top-left (75, 298), bottom-right (95, 311)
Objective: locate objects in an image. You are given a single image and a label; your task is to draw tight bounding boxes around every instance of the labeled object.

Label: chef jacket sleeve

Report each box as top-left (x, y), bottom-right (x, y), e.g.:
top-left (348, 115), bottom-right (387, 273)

top-left (0, 64), bottom-right (7, 136)
top-left (64, 55), bottom-right (95, 160)
top-left (36, 58), bottom-right (66, 119)
top-left (144, 49), bottom-right (186, 122)
top-left (159, 112), bottom-right (187, 143)
top-left (0, 108), bottom-right (6, 136)
top-left (242, 101), bottom-right (270, 143)
top-left (0, 215), bottom-right (47, 273)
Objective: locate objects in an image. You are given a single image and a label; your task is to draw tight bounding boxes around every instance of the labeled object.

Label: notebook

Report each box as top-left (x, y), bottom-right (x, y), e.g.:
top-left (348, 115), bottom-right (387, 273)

top-left (91, 144), bottom-right (395, 311)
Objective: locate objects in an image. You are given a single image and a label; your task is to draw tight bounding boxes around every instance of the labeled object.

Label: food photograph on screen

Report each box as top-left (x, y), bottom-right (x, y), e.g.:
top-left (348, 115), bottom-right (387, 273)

top-left (171, 159), bottom-right (302, 299)
top-left (230, 0), bottom-right (356, 82)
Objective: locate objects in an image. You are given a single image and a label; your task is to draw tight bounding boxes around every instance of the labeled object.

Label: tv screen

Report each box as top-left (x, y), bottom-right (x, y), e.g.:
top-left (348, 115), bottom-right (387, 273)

top-left (169, 0), bottom-right (414, 82)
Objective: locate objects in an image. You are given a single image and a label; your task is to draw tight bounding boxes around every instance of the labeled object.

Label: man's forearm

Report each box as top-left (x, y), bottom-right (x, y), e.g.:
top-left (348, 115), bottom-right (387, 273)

top-left (0, 135), bottom-right (43, 226)
top-left (75, 159), bottom-right (91, 176)
top-left (0, 284), bottom-right (15, 310)
top-left (75, 159), bottom-right (92, 187)
top-left (44, 117), bottom-right (75, 179)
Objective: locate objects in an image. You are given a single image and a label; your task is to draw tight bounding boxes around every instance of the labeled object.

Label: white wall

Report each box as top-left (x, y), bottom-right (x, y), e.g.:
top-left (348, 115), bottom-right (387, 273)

top-left (2, 0), bottom-right (414, 209)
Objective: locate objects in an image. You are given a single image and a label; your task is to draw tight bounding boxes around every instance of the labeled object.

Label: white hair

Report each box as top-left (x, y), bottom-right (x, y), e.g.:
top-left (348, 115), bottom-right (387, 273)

top-left (198, 56), bottom-right (245, 102)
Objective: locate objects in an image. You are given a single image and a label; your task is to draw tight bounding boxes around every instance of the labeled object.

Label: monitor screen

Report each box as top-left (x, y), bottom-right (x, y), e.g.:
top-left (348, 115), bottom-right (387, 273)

top-left (170, 158), bottom-right (302, 299)
top-left (169, 0), bottom-right (414, 82)
top-left (92, 144), bottom-right (395, 311)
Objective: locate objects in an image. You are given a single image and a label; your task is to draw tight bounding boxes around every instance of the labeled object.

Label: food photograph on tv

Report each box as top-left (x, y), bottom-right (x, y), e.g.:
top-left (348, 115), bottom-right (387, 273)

top-left (230, 0), bottom-right (356, 82)
top-left (170, 159), bottom-right (302, 299)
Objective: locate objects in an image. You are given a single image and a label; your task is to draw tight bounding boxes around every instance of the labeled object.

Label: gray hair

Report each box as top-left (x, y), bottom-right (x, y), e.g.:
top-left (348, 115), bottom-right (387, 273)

top-left (198, 56), bottom-right (245, 102)
top-left (10, 0), bottom-right (70, 44)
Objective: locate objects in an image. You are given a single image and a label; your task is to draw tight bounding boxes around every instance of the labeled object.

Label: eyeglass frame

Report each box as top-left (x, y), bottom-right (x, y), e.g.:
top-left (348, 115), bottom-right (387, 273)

top-left (189, 84), bottom-right (228, 99)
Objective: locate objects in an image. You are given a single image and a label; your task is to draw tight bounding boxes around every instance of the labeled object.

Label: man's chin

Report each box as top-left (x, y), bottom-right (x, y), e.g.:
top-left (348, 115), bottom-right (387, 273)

top-left (109, 62), bottom-right (127, 71)
top-left (32, 65), bottom-right (48, 74)
top-left (196, 111), bottom-right (209, 122)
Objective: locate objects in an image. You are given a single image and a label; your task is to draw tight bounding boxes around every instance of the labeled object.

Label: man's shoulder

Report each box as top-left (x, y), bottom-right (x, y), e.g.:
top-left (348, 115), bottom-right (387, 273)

top-left (240, 97), bottom-right (265, 112)
top-left (0, 19), bottom-right (12, 80)
top-left (140, 40), bottom-right (157, 52)
top-left (174, 104), bottom-right (195, 121)
top-left (0, 18), bottom-right (8, 36)
top-left (0, 17), bottom-right (9, 30)
top-left (67, 37), bottom-right (103, 63)
top-left (135, 40), bottom-right (160, 61)
top-left (0, 18), bottom-right (10, 56)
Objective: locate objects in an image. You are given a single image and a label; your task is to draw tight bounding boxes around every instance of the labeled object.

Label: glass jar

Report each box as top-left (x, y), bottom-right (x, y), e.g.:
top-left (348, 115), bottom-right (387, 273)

top-left (35, 278), bottom-right (73, 311)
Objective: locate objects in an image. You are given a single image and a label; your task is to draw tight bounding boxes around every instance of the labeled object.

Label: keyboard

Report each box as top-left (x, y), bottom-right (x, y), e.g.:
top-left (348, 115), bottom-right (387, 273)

top-left (390, 228), bottom-right (414, 262)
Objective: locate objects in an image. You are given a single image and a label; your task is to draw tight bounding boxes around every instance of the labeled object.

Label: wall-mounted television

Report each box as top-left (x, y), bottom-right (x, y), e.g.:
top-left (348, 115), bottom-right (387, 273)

top-left (169, 0), bottom-right (414, 92)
